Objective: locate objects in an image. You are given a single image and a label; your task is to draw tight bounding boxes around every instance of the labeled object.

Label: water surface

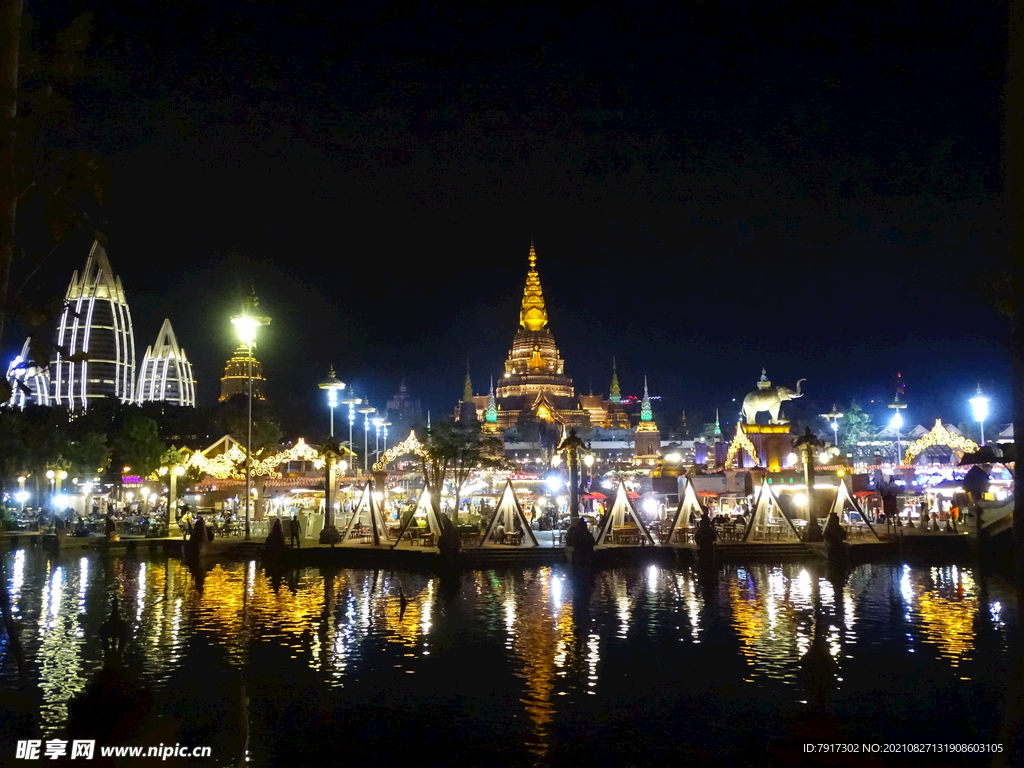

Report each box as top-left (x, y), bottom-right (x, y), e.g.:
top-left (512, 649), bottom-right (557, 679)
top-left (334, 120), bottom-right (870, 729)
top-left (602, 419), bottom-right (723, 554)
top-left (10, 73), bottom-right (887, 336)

top-left (1, 549), bottom-right (1020, 766)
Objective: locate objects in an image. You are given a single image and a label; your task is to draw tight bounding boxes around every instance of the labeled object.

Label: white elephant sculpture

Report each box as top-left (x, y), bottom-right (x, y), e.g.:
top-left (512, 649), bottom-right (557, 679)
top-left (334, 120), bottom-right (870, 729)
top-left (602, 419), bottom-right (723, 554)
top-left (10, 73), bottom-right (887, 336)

top-left (741, 379), bottom-right (806, 425)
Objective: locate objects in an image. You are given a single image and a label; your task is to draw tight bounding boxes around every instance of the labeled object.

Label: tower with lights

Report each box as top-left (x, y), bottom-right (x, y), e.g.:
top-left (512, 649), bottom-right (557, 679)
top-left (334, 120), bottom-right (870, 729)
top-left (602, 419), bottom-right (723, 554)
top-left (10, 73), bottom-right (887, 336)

top-left (136, 319), bottom-right (196, 407)
top-left (51, 238), bottom-right (136, 409)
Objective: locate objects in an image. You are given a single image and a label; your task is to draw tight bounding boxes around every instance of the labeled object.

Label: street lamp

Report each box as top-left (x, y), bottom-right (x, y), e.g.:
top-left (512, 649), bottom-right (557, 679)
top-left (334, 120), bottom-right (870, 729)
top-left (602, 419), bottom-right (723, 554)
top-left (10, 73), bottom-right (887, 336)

top-left (319, 366), bottom-right (346, 438)
top-left (358, 405), bottom-right (376, 474)
top-left (16, 475), bottom-right (28, 513)
top-left (887, 396), bottom-right (907, 466)
top-left (342, 395), bottom-right (362, 463)
top-left (556, 428), bottom-right (587, 522)
top-left (822, 404), bottom-right (844, 449)
top-left (159, 464), bottom-right (186, 537)
top-left (969, 384), bottom-right (990, 445)
top-left (231, 296), bottom-right (271, 541)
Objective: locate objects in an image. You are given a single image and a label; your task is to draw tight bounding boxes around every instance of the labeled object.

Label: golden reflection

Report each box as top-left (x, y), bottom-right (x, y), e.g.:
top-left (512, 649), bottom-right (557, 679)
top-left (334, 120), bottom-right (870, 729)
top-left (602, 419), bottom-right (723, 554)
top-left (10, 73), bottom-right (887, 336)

top-left (913, 566), bottom-right (977, 668)
top-left (487, 567), bottom-right (578, 758)
top-left (728, 566), bottom-right (827, 682)
top-left (36, 564), bottom-right (87, 734)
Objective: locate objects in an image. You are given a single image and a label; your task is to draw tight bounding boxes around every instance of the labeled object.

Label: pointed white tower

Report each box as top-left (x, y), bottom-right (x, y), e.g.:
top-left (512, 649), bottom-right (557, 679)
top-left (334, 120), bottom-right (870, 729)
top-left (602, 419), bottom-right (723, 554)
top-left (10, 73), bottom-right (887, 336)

top-left (5, 337), bottom-right (51, 408)
top-left (136, 319), bottom-right (196, 407)
top-left (51, 239), bottom-right (136, 409)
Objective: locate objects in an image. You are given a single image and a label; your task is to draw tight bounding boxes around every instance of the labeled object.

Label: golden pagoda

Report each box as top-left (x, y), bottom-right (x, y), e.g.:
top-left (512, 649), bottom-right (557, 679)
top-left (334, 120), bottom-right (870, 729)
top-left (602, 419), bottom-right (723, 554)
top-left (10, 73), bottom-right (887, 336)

top-left (461, 244), bottom-right (591, 429)
top-left (219, 343), bottom-right (266, 401)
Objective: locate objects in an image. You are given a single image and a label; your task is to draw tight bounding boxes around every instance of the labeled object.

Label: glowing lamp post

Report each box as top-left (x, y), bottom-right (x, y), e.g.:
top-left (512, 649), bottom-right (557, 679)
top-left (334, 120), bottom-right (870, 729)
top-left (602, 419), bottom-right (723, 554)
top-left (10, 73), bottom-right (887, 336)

top-left (319, 366), bottom-right (345, 438)
top-left (231, 300), bottom-right (271, 541)
top-left (969, 385), bottom-right (990, 445)
top-left (358, 405), bottom-right (376, 475)
top-left (16, 475), bottom-right (28, 513)
top-left (794, 428), bottom-right (825, 540)
top-left (160, 464), bottom-right (186, 537)
top-left (887, 396), bottom-right (907, 466)
top-left (342, 395), bottom-right (362, 466)
top-left (556, 428), bottom-right (587, 522)
top-left (822, 404), bottom-right (844, 449)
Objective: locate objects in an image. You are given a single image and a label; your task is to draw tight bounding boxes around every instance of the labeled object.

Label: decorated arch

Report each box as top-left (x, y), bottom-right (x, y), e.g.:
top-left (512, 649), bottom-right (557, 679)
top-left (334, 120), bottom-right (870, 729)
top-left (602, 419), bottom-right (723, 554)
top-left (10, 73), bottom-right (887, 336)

top-left (373, 430), bottom-right (429, 473)
top-left (903, 420), bottom-right (979, 465)
top-left (724, 423), bottom-right (760, 469)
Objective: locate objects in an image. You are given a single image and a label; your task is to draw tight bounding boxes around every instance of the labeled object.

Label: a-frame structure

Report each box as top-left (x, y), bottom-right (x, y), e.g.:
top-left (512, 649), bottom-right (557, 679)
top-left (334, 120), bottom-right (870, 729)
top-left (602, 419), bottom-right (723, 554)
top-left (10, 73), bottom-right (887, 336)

top-left (664, 478), bottom-right (708, 544)
top-left (480, 480), bottom-right (539, 547)
top-left (595, 481), bottom-right (658, 546)
top-left (391, 487), bottom-right (446, 549)
top-left (340, 481), bottom-right (390, 546)
top-left (741, 478), bottom-right (804, 542)
top-left (826, 482), bottom-right (881, 541)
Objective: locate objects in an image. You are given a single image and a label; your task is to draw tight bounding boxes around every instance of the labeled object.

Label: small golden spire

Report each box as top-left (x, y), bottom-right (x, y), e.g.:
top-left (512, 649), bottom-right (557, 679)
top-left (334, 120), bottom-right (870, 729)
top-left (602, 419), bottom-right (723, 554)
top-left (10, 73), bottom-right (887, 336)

top-left (519, 241), bottom-right (548, 331)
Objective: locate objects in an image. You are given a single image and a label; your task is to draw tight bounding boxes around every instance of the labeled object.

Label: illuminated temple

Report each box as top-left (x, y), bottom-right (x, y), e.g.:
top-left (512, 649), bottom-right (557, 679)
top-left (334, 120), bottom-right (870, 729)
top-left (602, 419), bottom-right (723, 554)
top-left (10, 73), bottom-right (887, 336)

top-left (456, 244), bottom-right (640, 444)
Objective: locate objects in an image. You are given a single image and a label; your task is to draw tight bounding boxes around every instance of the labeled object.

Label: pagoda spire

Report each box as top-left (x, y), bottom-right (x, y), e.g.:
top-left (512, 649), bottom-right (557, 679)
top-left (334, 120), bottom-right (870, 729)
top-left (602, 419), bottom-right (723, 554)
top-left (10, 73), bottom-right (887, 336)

top-left (609, 357), bottom-right (621, 403)
top-left (519, 241), bottom-right (548, 331)
top-left (714, 408), bottom-right (722, 438)
top-left (486, 376), bottom-right (497, 423)
top-left (640, 375), bottom-right (652, 421)
top-left (463, 361), bottom-right (473, 401)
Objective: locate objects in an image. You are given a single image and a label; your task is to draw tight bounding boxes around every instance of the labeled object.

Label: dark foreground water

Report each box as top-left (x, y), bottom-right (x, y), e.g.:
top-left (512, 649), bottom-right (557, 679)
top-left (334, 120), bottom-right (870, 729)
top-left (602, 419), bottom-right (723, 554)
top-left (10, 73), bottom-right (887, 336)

top-left (1, 549), bottom-right (1022, 767)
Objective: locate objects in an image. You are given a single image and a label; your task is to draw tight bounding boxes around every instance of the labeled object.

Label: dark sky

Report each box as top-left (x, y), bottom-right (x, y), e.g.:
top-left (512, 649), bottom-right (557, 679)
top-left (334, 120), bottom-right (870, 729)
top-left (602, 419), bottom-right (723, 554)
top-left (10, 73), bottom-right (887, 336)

top-left (10, 0), bottom-right (1012, 438)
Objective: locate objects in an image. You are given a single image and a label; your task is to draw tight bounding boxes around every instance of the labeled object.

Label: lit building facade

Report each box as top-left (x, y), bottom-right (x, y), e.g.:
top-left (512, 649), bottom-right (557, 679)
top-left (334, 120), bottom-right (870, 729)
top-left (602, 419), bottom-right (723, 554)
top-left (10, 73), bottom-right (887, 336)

top-left (455, 243), bottom-right (660, 466)
top-left (220, 343), bottom-right (266, 401)
top-left (51, 239), bottom-right (136, 409)
top-left (136, 319), bottom-right (196, 407)
top-left (5, 337), bottom-right (51, 408)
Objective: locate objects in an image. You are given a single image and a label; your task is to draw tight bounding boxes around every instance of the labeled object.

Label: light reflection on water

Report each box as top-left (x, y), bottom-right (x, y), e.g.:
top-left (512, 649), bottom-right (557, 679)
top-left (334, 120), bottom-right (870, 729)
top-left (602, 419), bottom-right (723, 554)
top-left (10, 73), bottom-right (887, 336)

top-left (1, 550), bottom-right (1019, 765)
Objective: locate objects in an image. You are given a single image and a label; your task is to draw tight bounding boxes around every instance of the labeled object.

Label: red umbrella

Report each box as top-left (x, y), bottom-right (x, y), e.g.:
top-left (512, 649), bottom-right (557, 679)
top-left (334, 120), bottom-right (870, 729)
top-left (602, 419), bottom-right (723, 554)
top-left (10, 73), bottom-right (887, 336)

top-left (587, 491), bottom-right (608, 500)
top-left (696, 491), bottom-right (719, 498)
top-left (627, 492), bottom-right (641, 499)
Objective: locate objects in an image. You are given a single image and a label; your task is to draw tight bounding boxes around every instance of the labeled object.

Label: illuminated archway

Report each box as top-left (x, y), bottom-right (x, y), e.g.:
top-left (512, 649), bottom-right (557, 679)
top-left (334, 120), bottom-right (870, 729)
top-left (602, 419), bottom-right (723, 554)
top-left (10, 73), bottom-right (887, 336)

top-left (725, 423), bottom-right (760, 469)
top-left (372, 430), bottom-right (428, 473)
top-left (903, 420), bottom-right (979, 465)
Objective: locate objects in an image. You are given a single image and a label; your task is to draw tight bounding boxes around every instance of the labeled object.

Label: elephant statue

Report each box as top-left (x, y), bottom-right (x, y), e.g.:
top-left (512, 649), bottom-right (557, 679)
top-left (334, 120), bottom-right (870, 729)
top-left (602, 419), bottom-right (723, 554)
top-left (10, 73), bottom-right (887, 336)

top-left (741, 379), bottom-right (806, 425)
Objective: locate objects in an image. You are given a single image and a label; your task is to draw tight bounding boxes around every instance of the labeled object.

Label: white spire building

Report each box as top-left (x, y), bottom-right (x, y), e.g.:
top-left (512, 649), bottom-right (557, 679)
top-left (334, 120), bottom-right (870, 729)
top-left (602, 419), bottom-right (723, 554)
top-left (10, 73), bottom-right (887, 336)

top-left (5, 337), bottom-right (51, 408)
top-left (51, 239), bottom-right (136, 408)
top-left (135, 319), bottom-right (196, 407)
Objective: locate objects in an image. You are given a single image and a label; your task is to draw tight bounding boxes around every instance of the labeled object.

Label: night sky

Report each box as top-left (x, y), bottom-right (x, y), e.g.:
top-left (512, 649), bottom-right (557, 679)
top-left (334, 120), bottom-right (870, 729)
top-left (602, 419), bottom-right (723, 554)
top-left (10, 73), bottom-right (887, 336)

top-left (9, 0), bottom-right (1011, 438)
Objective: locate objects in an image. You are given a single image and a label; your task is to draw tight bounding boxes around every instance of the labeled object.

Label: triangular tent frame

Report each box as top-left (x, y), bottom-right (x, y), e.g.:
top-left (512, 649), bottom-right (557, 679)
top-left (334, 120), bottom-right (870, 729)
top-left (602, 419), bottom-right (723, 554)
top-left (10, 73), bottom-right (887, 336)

top-left (595, 482), bottom-right (658, 546)
top-left (391, 487), bottom-right (446, 549)
top-left (480, 480), bottom-right (539, 547)
top-left (826, 482), bottom-right (881, 541)
top-left (664, 479), bottom-right (708, 544)
top-left (340, 481), bottom-right (390, 546)
top-left (741, 478), bottom-right (804, 542)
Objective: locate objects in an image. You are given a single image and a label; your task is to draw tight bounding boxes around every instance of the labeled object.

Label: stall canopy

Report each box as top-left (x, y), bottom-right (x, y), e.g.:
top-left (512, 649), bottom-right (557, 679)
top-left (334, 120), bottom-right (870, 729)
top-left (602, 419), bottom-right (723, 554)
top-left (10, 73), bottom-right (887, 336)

top-left (742, 478), bottom-right (802, 542)
top-left (665, 479), bottom-right (708, 543)
top-left (340, 481), bottom-right (389, 546)
top-left (480, 480), bottom-right (539, 548)
top-left (596, 481), bottom-right (658, 546)
top-left (827, 483), bottom-right (881, 541)
top-left (391, 487), bottom-right (445, 549)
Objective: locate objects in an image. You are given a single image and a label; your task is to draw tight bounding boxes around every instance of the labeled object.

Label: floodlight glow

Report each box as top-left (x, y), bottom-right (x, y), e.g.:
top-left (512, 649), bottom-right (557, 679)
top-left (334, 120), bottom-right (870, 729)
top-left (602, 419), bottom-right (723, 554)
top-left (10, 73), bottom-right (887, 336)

top-left (664, 452), bottom-right (681, 464)
top-left (231, 314), bottom-right (260, 343)
top-left (642, 498), bottom-right (659, 515)
top-left (794, 493), bottom-right (808, 507)
top-left (969, 387), bottom-right (990, 423)
top-left (889, 411), bottom-right (904, 429)
top-left (15, 491), bottom-right (29, 503)
top-left (53, 494), bottom-right (68, 508)
top-left (546, 477), bottom-right (564, 492)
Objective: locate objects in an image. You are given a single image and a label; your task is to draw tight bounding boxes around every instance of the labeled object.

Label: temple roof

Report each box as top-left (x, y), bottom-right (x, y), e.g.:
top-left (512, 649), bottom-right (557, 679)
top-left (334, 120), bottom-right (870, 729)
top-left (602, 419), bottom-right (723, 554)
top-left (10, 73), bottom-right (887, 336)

top-left (519, 242), bottom-right (548, 331)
